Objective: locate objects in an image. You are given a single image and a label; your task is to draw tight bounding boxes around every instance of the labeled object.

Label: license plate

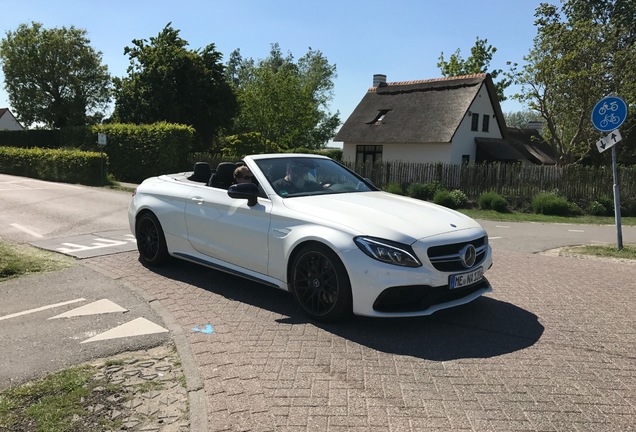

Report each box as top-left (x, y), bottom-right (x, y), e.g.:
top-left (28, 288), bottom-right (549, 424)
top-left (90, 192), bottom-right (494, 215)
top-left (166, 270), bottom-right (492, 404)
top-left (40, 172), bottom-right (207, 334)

top-left (449, 267), bottom-right (483, 289)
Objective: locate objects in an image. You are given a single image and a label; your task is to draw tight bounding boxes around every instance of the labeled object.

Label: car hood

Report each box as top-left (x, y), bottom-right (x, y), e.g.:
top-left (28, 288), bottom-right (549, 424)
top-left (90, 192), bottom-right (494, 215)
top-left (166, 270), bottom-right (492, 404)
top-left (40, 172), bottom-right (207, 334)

top-left (282, 191), bottom-right (483, 243)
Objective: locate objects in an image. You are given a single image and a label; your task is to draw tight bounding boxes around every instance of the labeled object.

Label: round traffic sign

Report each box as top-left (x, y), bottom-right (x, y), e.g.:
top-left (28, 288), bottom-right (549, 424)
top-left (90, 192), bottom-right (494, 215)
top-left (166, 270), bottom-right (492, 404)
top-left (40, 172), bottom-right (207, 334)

top-left (591, 96), bottom-right (628, 132)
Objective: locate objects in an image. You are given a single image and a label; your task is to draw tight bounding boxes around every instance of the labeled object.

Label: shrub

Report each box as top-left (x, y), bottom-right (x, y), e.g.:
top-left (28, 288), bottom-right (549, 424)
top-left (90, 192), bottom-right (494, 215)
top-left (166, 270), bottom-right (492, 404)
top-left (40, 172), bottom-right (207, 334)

top-left (588, 196), bottom-right (614, 216)
top-left (532, 192), bottom-right (579, 216)
top-left (449, 189), bottom-right (468, 208)
top-left (384, 182), bottom-right (404, 195)
top-left (433, 190), bottom-right (456, 208)
top-left (478, 191), bottom-right (509, 213)
top-left (407, 180), bottom-right (445, 200)
top-left (587, 199), bottom-right (613, 216)
top-left (407, 183), bottom-right (428, 200)
top-left (0, 146), bottom-right (107, 185)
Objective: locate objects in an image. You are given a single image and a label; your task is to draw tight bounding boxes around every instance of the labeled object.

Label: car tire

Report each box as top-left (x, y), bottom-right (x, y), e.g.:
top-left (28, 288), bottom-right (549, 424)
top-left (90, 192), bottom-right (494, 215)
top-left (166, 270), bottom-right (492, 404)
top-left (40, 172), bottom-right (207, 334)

top-left (135, 212), bottom-right (169, 266)
top-left (290, 243), bottom-right (352, 322)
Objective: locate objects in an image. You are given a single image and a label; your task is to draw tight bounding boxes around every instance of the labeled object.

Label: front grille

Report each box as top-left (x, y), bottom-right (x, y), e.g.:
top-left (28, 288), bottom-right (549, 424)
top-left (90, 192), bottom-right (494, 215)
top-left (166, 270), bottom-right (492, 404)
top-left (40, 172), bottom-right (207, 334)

top-left (373, 279), bottom-right (490, 313)
top-left (427, 236), bottom-right (487, 272)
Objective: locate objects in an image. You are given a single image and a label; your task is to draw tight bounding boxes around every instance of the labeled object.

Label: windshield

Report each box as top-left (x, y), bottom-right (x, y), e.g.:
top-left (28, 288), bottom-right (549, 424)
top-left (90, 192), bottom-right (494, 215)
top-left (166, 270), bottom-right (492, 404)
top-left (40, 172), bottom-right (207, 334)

top-left (255, 157), bottom-right (376, 198)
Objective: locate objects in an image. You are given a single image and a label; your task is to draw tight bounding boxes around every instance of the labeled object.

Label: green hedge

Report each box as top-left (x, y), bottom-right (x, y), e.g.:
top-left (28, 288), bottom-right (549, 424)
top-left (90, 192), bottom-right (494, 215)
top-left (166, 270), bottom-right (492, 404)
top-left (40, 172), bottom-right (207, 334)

top-left (0, 146), bottom-right (107, 185)
top-left (0, 129), bottom-right (62, 148)
top-left (94, 123), bottom-right (194, 183)
top-left (0, 123), bottom-right (195, 183)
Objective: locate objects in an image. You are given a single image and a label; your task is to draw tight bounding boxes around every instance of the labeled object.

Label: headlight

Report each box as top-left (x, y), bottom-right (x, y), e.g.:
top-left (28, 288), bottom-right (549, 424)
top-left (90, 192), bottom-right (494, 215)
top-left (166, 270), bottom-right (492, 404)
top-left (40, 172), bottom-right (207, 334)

top-left (354, 236), bottom-right (422, 267)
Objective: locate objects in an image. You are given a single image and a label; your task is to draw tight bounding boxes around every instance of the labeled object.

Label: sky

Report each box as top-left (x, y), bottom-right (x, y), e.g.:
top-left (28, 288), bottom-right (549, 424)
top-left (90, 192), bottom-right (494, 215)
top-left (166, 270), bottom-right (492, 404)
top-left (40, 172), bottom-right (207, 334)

top-left (0, 0), bottom-right (543, 142)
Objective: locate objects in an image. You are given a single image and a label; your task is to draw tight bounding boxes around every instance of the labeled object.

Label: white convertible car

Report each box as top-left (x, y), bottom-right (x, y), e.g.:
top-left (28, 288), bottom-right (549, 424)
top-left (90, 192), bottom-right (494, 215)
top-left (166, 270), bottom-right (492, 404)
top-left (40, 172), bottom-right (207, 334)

top-left (128, 153), bottom-right (493, 321)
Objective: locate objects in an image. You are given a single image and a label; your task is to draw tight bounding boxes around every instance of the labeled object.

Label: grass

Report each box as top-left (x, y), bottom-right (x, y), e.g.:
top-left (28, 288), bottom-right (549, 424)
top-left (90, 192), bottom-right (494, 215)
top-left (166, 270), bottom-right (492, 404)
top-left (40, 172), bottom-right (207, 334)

top-left (459, 209), bottom-right (636, 226)
top-left (0, 240), bottom-right (75, 281)
top-left (562, 244), bottom-right (636, 260)
top-left (0, 365), bottom-right (125, 432)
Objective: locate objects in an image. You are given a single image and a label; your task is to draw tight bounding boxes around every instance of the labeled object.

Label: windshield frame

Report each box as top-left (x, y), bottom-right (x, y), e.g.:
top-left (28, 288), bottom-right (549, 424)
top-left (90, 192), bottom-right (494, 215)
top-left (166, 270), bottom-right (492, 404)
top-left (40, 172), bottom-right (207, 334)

top-left (253, 156), bottom-right (378, 198)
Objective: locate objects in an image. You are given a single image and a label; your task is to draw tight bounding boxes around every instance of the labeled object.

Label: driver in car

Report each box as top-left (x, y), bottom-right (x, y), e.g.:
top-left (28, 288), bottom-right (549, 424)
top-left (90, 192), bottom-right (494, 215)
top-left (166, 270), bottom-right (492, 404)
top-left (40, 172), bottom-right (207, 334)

top-left (273, 163), bottom-right (323, 196)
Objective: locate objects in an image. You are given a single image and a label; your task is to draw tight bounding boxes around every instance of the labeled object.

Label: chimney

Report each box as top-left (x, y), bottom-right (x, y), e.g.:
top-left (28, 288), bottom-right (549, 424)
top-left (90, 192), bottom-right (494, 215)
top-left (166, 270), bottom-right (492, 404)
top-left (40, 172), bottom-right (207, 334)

top-left (373, 74), bottom-right (387, 88)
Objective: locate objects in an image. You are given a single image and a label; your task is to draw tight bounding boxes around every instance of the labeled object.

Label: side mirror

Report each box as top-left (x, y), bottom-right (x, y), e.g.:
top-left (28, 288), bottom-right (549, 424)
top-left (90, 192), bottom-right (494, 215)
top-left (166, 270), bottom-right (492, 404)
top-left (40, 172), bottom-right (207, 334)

top-left (228, 183), bottom-right (259, 207)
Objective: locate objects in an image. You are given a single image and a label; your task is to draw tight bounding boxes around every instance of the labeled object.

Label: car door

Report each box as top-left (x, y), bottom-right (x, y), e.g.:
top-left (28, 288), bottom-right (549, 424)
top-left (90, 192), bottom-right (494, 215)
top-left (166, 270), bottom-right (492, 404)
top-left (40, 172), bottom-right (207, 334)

top-left (184, 185), bottom-right (271, 276)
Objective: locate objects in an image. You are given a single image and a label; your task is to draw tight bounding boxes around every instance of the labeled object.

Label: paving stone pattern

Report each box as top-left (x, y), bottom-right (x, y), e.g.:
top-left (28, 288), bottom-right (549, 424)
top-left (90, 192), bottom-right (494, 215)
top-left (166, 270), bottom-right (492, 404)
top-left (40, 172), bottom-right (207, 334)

top-left (84, 249), bottom-right (636, 432)
top-left (91, 344), bottom-right (189, 431)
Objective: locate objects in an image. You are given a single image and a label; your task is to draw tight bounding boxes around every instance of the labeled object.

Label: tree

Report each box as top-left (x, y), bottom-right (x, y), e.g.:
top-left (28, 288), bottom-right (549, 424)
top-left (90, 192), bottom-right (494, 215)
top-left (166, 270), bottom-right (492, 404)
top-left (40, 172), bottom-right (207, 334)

top-left (437, 37), bottom-right (515, 101)
top-left (504, 110), bottom-right (543, 129)
top-left (113, 24), bottom-right (237, 152)
top-left (0, 22), bottom-right (111, 128)
top-left (227, 44), bottom-right (340, 151)
top-left (514, 0), bottom-right (636, 165)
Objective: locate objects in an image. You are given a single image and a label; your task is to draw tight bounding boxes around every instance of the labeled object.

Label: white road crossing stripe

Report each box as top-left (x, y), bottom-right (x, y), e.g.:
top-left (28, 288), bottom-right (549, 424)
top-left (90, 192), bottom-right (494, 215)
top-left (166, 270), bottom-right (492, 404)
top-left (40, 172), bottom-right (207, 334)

top-left (0, 298), bottom-right (86, 322)
top-left (568, 229), bottom-right (585, 232)
top-left (81, 318), bottom-right (169, 343)
top-left (49, 299), bottom-right (128, 319)
top-left (56, 237), bottom-right (136, 254)
top-left (10, 223), bottom-right (44, 238)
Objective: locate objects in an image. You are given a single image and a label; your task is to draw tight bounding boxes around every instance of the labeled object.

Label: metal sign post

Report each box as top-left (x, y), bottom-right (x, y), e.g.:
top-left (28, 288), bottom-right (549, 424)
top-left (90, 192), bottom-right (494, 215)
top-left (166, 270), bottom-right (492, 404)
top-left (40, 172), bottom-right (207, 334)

top-left (610, 146), bottom-right (623, 250)
top-left (591, 96), bottom-right (628, 250)
top-left (97, 133), bottom-right (107, 184)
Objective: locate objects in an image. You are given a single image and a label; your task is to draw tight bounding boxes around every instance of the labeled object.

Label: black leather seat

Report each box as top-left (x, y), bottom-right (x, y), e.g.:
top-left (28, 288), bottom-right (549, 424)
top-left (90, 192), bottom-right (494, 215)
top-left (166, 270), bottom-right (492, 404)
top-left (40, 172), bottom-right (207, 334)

top-left (208, 162), bottom-right (236, 189)
top-left (188, 162), bottom-right (211, 183)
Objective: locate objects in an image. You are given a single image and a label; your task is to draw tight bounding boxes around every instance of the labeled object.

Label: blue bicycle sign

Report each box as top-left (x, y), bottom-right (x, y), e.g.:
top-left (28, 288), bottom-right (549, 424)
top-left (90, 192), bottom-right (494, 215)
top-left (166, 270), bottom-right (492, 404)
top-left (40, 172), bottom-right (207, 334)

top-left (591, 96), bottom-right (628, 132)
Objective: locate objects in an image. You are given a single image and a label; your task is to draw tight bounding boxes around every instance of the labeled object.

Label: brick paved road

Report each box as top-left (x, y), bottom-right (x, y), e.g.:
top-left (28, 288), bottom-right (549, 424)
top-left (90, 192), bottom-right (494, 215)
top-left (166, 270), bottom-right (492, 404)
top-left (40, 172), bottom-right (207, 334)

top-left (84, 250), bottom-right (636, 432)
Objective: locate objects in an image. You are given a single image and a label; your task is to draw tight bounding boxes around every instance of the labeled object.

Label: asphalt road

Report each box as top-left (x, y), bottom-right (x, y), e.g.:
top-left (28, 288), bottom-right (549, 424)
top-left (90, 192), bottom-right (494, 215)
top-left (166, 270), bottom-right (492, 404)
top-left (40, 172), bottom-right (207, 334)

top-left (0, 173), bottom-right (131, 244)
top-left (2, 173), bottom-right (635, 257)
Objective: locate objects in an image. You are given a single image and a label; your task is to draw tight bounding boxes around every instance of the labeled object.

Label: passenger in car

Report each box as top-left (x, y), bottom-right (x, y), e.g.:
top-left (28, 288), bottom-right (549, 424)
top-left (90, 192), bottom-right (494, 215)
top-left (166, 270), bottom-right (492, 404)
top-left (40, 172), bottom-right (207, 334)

top-left (233, 165), bottom-right (253, 184)
top-left (272, 163), bottom-right (322, 196)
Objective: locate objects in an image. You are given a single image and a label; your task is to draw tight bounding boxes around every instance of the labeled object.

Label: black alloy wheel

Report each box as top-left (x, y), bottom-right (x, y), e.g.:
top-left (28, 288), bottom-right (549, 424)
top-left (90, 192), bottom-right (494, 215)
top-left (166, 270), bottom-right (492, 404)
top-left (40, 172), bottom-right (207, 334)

top-left (135, 212), bottom-right (169, 266)
top-left (290, 244), bottom-right (352, 322)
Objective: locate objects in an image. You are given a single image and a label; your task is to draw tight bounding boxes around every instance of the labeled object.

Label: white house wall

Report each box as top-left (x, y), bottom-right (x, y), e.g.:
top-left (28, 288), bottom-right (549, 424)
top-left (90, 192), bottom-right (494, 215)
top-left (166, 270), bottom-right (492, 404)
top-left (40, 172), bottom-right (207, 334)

top-left (383, 143), bottom-right (451, 163)
top-left (342, 142), bottom-right (452, 163)
top-left (452, 84), bottom-right (503, 164)
top-left (341, 82), bottom-right (505, 165)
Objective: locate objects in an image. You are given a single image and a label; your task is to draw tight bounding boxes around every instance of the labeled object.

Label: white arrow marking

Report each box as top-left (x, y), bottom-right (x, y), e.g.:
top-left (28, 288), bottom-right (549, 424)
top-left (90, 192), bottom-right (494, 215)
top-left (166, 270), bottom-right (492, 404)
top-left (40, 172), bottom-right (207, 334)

top-left (49, 299), bottom-right (128, 319)
top-left (81, 317), bottom-right (168, 343)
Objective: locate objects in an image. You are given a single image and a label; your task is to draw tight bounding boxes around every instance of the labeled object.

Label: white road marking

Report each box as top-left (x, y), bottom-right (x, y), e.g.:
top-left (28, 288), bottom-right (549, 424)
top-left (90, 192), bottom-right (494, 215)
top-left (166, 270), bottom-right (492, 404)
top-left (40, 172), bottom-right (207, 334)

top-left (81, 318), bottom-right (168, 343)
top-left (49, 299), bottom-right (128, 319)
top-left (495, 225), bottom-right (510, 228)
top-left (489, 236), bottom-right (502, 240)
top-left (56, 237), bottom-right (135, 254)
top-left (0, 298), bottom-right (85, 322)
top-left (568, 229), bottom-right (585, 233)
top-left (10, 223), bottom-right (44, 238)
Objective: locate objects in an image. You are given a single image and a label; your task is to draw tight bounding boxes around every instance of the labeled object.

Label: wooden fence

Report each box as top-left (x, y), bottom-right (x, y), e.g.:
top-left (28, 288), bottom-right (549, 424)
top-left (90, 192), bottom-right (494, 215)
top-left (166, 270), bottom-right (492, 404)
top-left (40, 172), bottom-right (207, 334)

top-left (344, 161), bottom-right (636, 201)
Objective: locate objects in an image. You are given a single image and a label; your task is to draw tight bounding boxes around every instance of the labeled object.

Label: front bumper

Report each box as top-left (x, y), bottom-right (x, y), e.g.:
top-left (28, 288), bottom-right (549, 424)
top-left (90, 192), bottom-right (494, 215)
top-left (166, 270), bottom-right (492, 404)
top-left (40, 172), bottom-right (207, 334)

top-left (339, 247), bottom-right (493, 318)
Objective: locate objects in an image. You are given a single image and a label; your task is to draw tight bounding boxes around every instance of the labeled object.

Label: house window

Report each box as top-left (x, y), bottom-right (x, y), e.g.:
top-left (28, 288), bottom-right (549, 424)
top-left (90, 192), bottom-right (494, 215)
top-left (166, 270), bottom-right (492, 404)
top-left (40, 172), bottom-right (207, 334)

top-left (471, 113), bottom-right (479, 131)
top-left (482, 114), bottom-right (490, 132)
top-left (462, 154), bottom-right (470, 164)
top-left (366, 109), bottom-right (390, 125)
top-left (356, 145), bottom-right (383, 164)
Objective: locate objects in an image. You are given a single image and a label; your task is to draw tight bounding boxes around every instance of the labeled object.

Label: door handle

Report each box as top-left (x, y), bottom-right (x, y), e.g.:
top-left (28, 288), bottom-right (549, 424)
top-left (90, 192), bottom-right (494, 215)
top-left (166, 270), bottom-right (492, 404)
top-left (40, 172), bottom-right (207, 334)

top-left (191, 197), bottom-right (204, 204)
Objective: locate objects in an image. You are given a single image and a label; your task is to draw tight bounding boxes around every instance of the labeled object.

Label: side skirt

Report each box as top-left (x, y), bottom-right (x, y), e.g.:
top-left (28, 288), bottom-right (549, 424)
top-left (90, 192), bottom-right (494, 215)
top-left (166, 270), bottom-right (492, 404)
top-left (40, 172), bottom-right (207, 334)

top-left (173, 252), bottom-right (282, 290)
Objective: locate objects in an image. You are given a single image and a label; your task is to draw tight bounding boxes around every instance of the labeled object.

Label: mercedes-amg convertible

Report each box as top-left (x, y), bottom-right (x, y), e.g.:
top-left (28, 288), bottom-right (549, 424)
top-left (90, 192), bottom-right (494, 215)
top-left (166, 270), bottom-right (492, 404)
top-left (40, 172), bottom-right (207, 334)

top-left (128, 153), bottom-right (493, 322)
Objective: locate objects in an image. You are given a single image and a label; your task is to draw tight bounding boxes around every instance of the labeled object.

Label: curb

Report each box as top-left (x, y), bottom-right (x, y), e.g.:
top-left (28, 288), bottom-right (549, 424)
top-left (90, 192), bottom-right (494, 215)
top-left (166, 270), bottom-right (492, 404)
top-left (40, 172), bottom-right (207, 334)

top-left (83, 261), bottom-right (208, 432)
